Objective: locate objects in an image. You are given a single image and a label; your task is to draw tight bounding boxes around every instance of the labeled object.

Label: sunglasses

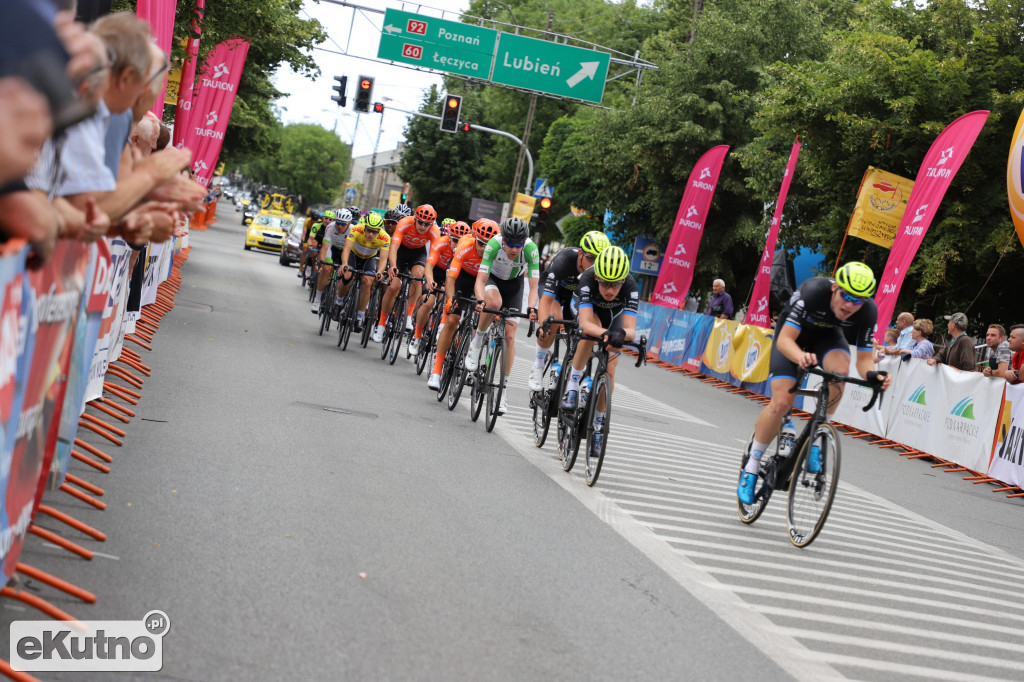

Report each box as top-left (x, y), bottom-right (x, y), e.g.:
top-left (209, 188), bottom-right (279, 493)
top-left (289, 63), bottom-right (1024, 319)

top-left (838, 290), bottom-right (866, 305)
top-left (596, 279), bottom-right (623, 288)
top-left (146, 58), bottom-right (170, 87)
top-left (415, 219), bottom-right (431, 226)
top-left (504, 241), bottom-right (525, 249)
top-left (582, 253), bottom-right (596, 262)
top-left (476, 239), bottom-right (488, 248)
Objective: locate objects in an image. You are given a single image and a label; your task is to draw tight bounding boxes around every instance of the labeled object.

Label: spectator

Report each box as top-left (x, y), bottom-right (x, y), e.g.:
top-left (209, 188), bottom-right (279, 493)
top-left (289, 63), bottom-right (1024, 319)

top-left (683, 293), bottom-right (699, 313)
top-left (1005, 325), bottom-right (1024, 385)
top-left (0, 78), bottom-right (52, 185)
top-left (880, 311), bottom-right (915, 357)
top-left (704, 278), bottom-right (734, 319)
top-left (875, 328), bottom-right (899, 362)
top-left (927, 312), bottom-right (975, 371)
top-left (980, 324), bottom-right (1012, 378)
top-left (899, 318), bottom-right (934, 360)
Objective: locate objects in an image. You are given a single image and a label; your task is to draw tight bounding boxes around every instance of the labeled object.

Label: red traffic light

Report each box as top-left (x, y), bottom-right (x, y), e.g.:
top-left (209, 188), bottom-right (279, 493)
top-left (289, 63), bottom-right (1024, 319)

top-left (360, 79), bottom-right (372, 90)
top-left (373, 102), bottom-right (384, 113)
top-left (461, 122), bottom-right (471, 132)
top-left (539, 197), bottom-right (552, 210)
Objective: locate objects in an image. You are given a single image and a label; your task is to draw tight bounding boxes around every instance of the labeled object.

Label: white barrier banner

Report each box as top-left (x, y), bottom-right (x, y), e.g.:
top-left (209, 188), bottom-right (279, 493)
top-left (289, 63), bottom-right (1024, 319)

top-left (831, 353), bottom-right (903, 435)
top-left (987, 382), bottom-right (1024, 487)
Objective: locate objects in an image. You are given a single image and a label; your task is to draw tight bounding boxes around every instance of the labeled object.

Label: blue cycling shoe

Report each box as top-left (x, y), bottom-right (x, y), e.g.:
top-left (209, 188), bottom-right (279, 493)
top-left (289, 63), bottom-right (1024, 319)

top-left (560, 390), bottom-right (579, 412)
top-left (806, 445), bottom-right (822, 474)
top-left (737, 472), bottom-right (758, 505)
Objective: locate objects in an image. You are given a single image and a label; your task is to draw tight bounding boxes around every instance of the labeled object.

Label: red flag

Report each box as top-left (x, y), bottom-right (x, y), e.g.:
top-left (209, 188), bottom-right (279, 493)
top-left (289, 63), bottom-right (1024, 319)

top-left (172, 0), bottom-right (205, 148)
top-left (136, 0), bottom-right (178, 116)
top-left (650, 145), bottom-right (729, 308)
top-left (744, 140), bottom-right (801, 327)
top-left (874, 111), bottom-right (989, 340)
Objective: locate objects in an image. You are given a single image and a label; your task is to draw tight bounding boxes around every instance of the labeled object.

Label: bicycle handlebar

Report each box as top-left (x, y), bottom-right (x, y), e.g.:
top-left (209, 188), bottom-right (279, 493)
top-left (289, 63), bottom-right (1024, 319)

top-left (789, 366), bottom-right (887, 412)
top-left (579, 332), bottom-right (648, 368)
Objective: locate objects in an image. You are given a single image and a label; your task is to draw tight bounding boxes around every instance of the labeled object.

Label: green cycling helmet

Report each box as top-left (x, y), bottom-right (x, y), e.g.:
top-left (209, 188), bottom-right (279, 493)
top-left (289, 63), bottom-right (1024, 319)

top-left (323, 209), bottom-right (336, 220)
top-left (579, 231), bottom-right (611, 257)
top-left (364, 213), bottom-right (385, 229)
top-left (835, 261), bottom-right (877, 298)
top-left (593, 246), bottom-right (630, 282)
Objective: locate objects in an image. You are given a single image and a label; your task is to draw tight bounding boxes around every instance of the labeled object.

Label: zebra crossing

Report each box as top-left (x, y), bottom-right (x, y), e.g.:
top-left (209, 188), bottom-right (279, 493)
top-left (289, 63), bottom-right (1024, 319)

top-left (492, 366), bottom-right (1024, 682)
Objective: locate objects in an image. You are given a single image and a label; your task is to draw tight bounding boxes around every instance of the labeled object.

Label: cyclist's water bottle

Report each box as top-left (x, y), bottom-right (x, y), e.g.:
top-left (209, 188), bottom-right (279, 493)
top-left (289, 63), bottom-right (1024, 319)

top-left (547, 361), bottom-right (561, 390)
top-left (778, 419), bottom-right (797, 457)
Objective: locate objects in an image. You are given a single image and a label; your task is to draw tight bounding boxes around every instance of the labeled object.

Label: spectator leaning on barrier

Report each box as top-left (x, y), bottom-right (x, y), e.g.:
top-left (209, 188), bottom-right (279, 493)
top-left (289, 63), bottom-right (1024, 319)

top-left (883, 312), bottom-right (915, 357)
top-left (875, 328), bottom-right (899, 362)
top-left (704, 279), bottom-right (734, 319)
top-left (899, 318), bottom-right (935, 361)
top-left (927, 312), bottom-right (976, 371)
top-left (980, 323), bottom-right (1012, 378)
top-left (1005, 325), bottom-right (1024, 385)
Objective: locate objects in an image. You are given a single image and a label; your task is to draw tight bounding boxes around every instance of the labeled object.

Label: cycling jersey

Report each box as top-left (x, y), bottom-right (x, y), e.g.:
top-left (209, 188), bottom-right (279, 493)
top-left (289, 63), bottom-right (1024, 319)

top-left (391, 216), bottom-right (440, 250)
top-left (308, 220), bottom-right (324, 242)
top-left (479, 235), bottom-right (540, 280)
top-left (574, 268), bottom-right (639, 317)
top-left (346, 225), bottom-right (391, 259)
top-left (426, 235), bottom-right (454, 270)
top-left (302, 216), bottom-right (314, 241)
top-left (447, 234), bottom-right (484, 278)
top-left (322, 221), bottom-right (350, 247)
top-left (780, 277), bottom-right (878, 351)
top-left (541, 247), bottom-right (584, 297)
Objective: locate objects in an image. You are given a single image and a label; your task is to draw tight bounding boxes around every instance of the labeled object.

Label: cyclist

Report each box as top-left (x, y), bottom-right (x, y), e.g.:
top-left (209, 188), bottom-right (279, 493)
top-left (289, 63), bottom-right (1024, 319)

top-left (299, 210), bottom-right (321, 279)
top-left (410, 220), bottom-right (470, 357)
top-left (737, 261), bottom-right (892, 504)
top-left (301, 210), bottom-right (326, 282)
top-left (426, 218), bottom-right (498, 391)
top-left (338, 212), bottom-right (391, 332)
top-left (464, 216), bottom-right (540, 415)
top-left (384, 204), bottom-right (412, 236)
top-left (310, 208), bottom-right (354, 313)
top-left (347, 205), bottom-right (362, 223)
top-left (529, 230), bottom-right (611, 390)
top-left (559, 246), bottom-right (638, 455)
top-left (372, 204), bottom-right (440, 342)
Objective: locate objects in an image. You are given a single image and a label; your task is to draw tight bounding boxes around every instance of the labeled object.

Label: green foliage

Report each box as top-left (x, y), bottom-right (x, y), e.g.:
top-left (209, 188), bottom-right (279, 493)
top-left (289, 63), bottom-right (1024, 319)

top-left (559, 215), bottom-right (605, 247)
top-left (238, 124), bottom-right (350, 205)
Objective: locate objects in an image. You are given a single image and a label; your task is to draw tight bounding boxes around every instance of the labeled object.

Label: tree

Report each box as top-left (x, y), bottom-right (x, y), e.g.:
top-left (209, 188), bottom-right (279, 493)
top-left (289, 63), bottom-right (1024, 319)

top-left (269, 124), bottom-right (351, 205)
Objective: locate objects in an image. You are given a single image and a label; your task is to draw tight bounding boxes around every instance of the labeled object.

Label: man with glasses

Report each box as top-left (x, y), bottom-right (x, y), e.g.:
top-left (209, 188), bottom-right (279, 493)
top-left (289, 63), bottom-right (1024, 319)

top-left (737, 261), bottom-right (892, 504)
top-left (373, 204), bottom-right (440, 342)
top-left (464, 216), bottom-right (540, 415)
top-left (339, 212), bottom-right (390, 332)
top-left (529, 230), bottom-right (611, 390)
top-left (310, 208), bottom-right (353, 312)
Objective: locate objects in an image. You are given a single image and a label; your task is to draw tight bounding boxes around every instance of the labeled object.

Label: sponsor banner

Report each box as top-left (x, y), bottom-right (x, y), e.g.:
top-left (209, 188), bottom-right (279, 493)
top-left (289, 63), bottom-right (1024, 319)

top-left (847, 166), bottom-right (914, 249)
top-left (730, 324), bottom-right (773, 395)
top-left (2, 241), bottom-right (89, 580)
top-left (658, 311), bottom-right (705, 367)
top-left (745, 140), bottom-right (801, 328)
top-left (831, 352), bottom-right (903, 436)
top-left (988, 383), bottom-right (1024, 487)
top-left (644, 304), bottom-right (670, 360)
top-left (136, 0), bottom-right (178, 116)
top-left (1005, 106), bottom-right (1024, 251)
top-left (141, 242), bottom-right (164, 306)
top-left (84, 239), bottom-right (131, 403)
top-left (0, 244), bottom-right (31, 488)
top-left (651, 145), bottom-right (729, 307)
top-left (874, 110), bottom-right (989, 339)
top-left (634, 302), bottom-right (655, 347)
top-left (700, 318), bottom-right (741, 386)
top-left (179, 38), bottom-right (250, 187)
top-left (172, 0), bottom-right (205, 148)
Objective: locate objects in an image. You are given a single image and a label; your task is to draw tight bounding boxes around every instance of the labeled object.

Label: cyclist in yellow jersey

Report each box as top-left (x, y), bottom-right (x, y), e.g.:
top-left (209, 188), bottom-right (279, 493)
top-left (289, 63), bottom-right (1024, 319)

top-left (338, 212), bottom-right (391, 332)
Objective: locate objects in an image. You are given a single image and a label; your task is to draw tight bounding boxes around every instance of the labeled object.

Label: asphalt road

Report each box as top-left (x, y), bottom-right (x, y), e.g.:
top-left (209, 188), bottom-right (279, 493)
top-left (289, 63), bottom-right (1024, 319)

top-left (4, 202), bottom-right (1023, 681)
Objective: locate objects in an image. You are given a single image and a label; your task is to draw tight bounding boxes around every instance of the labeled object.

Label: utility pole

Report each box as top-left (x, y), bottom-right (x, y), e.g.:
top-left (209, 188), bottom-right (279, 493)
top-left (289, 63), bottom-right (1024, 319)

top-left (508, 10), bottom-right (554, 208)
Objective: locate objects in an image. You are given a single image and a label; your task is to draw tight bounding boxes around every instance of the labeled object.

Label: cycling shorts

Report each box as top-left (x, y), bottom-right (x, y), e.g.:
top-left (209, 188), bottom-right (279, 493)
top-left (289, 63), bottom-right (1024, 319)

top-left (448, 270), bottom-right (477, 318)
top-left (570, 297), bottom-right (628, 333)
top-left (484, 273), bottom-right (526, 317)
top-left (768, 327), bottom-right (850, 382)
top-left (544, 287), bottom-right (575, 321)
top-left (430, 264), bottom-right (447, 291)
top-left (328, 245), bottom-right (344, 265)
top-left (395, 244), bottom-right (427, 272)
top-left (347, 254), bottom-right (378, 278)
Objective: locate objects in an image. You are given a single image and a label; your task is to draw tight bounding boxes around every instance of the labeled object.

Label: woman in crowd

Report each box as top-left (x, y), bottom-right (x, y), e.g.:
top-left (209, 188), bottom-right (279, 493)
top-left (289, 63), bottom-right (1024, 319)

top-left (899, 318), bottom-right (934, 360)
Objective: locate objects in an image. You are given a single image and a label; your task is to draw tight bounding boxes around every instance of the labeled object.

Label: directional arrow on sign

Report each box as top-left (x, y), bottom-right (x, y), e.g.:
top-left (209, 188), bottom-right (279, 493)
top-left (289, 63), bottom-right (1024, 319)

top-left (383, 23), bottom-right (402, 35)
top-left (566, 62), bottom-right (600, 88)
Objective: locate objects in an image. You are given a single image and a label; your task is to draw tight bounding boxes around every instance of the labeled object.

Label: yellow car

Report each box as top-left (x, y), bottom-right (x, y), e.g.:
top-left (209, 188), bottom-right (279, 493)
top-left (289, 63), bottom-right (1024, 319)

top-left (244, 210), bottom-right (294, 252)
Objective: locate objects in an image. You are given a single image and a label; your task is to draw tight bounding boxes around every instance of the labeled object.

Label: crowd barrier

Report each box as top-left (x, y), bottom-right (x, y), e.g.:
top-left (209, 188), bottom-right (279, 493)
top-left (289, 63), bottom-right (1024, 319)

top-left (634, 302), bottom-right (1024, 494)
top-left (0, 231), bottom-right (189, 678)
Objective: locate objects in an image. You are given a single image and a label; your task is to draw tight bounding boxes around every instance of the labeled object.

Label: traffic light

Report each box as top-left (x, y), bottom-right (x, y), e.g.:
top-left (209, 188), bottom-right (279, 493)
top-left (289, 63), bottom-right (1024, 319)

top-left (401, 183), bottom-right (410, 203)
top-left (535, 196), bottom-right (552, 232)
top-left (373, 102), bottom-right (384, 114)
top-left (440, 94), bottom-right (462, 133)
top-left (354, 76), bottom-right (374, 113)
top-left (331, 75), bottom-right (347, 107)
top-left (461, 122), bottom-right (471, 132)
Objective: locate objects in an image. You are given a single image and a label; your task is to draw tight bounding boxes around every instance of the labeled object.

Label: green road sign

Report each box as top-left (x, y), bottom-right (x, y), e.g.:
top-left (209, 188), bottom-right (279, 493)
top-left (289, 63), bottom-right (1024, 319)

top-left (377, 9), bottom-right (497, 79)
top-left (491, 33), bottom-right (610, 103)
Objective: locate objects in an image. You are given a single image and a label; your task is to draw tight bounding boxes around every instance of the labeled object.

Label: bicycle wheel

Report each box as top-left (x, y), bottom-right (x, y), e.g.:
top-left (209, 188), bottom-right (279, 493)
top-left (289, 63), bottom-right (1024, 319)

top-left (531, 352), bottom-right (557, 448)
top-left (446, 326), bottom-right (472, 409)
top-left (736, 431), bottom-right (775, 525)
top-left (338, 286), bottom-right (355, 350)
top-left (485, 337), bottom-right (506, 433)
top-left (416, 304), bottom-right (440, 376)
top-left (469, 339), bottom-right (488, 422)
top-left (318, 295), bottom-right (330, 335)
top-left (787, 422), bottom-right (841, 548)
top-left (387, 292), bottom-right (406, 366)
top-left (361, 286), bottom-right (380, 348)
top-left (585, 374), bottom-right (612, 486)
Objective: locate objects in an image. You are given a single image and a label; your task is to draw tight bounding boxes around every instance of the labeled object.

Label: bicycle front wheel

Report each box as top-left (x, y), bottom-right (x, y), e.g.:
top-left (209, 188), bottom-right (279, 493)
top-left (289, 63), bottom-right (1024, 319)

top-left (585, 374), bottom-right (612, 486)
top-left (446, 328), bottom-right (471, 409)
top-left (531, 354), bottom-right (557, 448)
top-left (787, 422), bottom-right (841, 548)
top-left (387, 294), bottom-right (406, 366)
top-left (485, 338), bottom-right (506, 433)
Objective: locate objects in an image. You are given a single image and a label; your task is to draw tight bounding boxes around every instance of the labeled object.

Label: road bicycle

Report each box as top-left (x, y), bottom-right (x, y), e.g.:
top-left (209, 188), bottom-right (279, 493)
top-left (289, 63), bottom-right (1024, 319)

top-left (412, 284), bottom-right (446, 375)
top-left (360, 278), bottom-right (386, 349)
top-left (556, 331), bottom-right (646, 486)
top-left (317, 266), bottom-right (341, 336)
top-left (530, 315), bottom-right (578, 448)
top-left (737, 366), bottom-right (886, 547)
top-left (466, 306), bottom-right (534, 433)
top-left (442, 296), bottom-right (479, 409)
top-left (380, 271), bottom-right (424, 365)
top-left (336, 265), bottom-right (378, 351)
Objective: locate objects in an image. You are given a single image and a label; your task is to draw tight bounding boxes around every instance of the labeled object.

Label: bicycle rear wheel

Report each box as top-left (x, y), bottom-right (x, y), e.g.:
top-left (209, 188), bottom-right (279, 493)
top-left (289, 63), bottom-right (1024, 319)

top-left (338, 286), bottom-right (356, 350)
top-left (531, 353), bottom-right (557, 448)
top-left (737, 432), bottom-right (774, 525)
top-left (446, 326), bottom-right (472, 409)
top-left (416, 304), bottom-right (441, 376)
top-left (387, 292), bottom-right (406, 365)
top-left (787, 422), bottom-right (840, 548)
top-left (585, 374), bottom-right (612, 486)
top-left (469, 343), bottom-right (487, 422)
top-left (485, 338), bottom-right (506, 433)
top-left (362, 286), bottom-right (380, 348)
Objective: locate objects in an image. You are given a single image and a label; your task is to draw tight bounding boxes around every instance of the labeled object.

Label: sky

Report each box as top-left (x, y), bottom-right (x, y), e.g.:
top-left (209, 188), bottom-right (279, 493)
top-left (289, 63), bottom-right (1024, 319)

top-left (274, 0), bottom-right (471, 158)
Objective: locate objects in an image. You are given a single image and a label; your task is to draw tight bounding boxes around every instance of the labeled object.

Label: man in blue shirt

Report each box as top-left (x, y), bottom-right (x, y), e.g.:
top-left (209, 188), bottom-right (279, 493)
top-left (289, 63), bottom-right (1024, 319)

top-left (704, 278), bottom-right (734, 319)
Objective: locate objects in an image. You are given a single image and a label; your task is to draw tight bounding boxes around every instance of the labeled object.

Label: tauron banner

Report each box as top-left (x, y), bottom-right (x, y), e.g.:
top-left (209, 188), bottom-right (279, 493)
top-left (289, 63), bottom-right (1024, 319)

top-left (744, 140), bottom-right (801, 328)
top-left (650, 145), bottom-right (729, 308)
top-left (179, 38), bottom-right (250, 188)
top-left (1005, 106), bottom-right (1024, 251)
top-left (874, 110), bottom-right (989, 339)
top-left (172, 0), bottom-right (205, 148)
top-left (136, 0), bottom-right (178, 116)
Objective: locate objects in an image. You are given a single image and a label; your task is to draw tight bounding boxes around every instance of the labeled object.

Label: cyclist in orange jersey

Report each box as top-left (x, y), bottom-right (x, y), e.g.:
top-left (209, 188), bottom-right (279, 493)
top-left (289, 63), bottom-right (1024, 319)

top-left (410, 220), bottom-right (470, 357)
top-left (427, 219), bottom-right (497, 390)
top-left (372, 204), bottom-right (441, 343)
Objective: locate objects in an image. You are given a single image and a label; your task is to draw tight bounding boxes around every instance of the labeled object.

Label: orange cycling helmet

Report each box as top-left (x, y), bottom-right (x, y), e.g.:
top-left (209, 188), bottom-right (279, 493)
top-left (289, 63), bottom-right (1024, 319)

top-left (472, 218), bottom-right (499, 242)
top-left (450, 221), bottom-right (472, 240)
top-left (415, 204), bottom-right (437, 222)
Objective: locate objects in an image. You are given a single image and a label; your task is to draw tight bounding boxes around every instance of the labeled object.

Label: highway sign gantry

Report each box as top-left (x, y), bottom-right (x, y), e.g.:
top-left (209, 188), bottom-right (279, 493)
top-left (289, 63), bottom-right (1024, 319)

top-left (376, 9), bottom-right (497, 79)
top-left (491, 33), bottom-right (610, 103)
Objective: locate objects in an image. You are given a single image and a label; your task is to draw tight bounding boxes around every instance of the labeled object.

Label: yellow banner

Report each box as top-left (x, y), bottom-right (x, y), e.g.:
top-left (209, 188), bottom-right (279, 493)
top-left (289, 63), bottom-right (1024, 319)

top-left (512, 193), bottom-right (536, 222)
top-left (702, 319), bottom-right (738, 374)
top-left (729, 324), bottom-right (773, 383)
top-left (847, 166), bottom-right (914, 249)
top-left (388, 190), bottom-right (401, 209)
top-left (164, 68), bottom-right (181, 106)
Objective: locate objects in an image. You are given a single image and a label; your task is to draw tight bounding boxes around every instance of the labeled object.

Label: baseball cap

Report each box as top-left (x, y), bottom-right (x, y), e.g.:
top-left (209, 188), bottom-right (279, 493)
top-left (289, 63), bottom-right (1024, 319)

top-left (944, 312), bottom-right (968, 329)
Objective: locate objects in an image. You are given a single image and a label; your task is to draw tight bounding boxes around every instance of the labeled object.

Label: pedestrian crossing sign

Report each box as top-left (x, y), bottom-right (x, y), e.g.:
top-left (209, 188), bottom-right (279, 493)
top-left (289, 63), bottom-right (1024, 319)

top-left (533, 179), bottom-right (553, 199)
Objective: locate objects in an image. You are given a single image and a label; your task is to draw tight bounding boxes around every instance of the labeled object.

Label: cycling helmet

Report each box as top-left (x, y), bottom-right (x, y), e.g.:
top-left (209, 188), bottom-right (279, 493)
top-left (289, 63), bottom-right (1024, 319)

top-left (472, 218), bottom-right (499, 242)
top-left (364, 213), bottom-right (385, 230)
top-left (384, 208), bottom-right (404, 222)
top-left (834, 261), bottom-right (877, 298)
top-left (500, 216), bottom-right (529, 243)
top-left (347, 206), bottom-right (361, 219)
top-left (335, 208), bottom-right (353, 224)
top-left (450, 221), bottom-right (471, 240)
top-left (593, 246), bottom-right (630, 282)
top-left (393, 204), bottom-right (413, 218)
top-left (579, 230), bottom-right (611, 257)
top-left (439, 218), bottom-right (456, 237)
top-left (415, 204), bottom-right (437, 223)
top-left (323, 209), bottom-right (335, 220)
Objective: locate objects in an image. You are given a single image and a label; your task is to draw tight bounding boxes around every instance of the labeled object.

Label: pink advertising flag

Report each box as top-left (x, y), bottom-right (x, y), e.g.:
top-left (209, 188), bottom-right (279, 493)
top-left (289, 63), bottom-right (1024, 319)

top-left (873, 110), bottom-right (989, 339)
top-left (650, 145), bottom-right (730, 308)
top-left (180, 39), bottom-right (250, 187)
top-left (172, 0), bottom-right (205, 148)
top-left (744, 139), bottom-right (802, 327)
top-left (136, 0), bottom-right (178, 116)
